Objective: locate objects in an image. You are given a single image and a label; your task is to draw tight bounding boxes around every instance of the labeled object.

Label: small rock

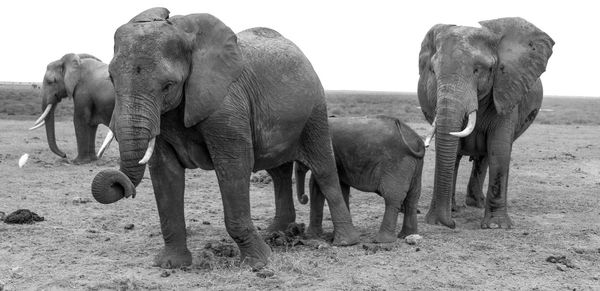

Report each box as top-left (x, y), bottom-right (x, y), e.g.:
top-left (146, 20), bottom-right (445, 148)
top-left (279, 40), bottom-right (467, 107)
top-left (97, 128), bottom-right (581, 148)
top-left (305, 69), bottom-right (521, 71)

top-left (202, 221), bottom-right (211, 225)
top-left (255, 269), bottom-right (275, 278)
top-left (124, 224), bottom-right (135, 230)
top-left (0, 211), bottom-right (5, 221)
top-left (405, 234), bottom-right (422, 245)
top-left (160, 270), bottom-right (170, 277)
top-left (522, 232), bottom-right (529, 236)
top-left (317, 243), bottom-right (330, 250)
top-left (72, 197), bottom-right (92, 205)
top-left (415, 247), bottom-right (421, 252)
top-left (556, 264), bottom-right (566, 272)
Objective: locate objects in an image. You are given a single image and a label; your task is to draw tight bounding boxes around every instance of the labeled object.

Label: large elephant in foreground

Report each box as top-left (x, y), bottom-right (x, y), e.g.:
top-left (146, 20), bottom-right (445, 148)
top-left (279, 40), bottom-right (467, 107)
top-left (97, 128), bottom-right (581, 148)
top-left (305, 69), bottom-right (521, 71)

top-left (30, 53), bottom-right (115, 164)
top-left (90, 8), bottom-right (359, 270)
top-left (418, 17), bottom-right (554, 229)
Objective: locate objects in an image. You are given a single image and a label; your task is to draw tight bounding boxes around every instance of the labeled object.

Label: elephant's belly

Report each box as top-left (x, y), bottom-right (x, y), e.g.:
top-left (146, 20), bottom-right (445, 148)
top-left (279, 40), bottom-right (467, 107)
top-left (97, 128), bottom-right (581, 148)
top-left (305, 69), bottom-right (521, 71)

top-left (253, 139), bottom-right (299, 171)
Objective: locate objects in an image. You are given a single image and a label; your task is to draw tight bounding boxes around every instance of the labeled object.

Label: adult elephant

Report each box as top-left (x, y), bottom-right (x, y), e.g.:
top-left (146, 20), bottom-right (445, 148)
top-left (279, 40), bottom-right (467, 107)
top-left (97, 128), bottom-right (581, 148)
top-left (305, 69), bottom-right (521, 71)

top-left (418, 18), bottom-right (554, 229)
top-left (90, 8), bottom-right (358, 270)
top-left (30, 53), bottom-right (115, 164)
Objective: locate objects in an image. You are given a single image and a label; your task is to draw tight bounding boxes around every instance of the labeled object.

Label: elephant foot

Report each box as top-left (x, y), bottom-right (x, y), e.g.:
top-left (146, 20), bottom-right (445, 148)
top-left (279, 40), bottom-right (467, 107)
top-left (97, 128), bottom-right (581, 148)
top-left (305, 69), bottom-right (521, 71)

top-left (305, 225), bottom-right (323, 239)
top-left (238, 235), bottom-right (272, 271)
top-left (374, 231), bottom-right (397, 243)
top-left (266, 216), bottom-right (296, 233)
top-left (332, 226), bottom-right (360, 246)
top-left (466, 193), bottom-right (485, 208)
top-left (481, 211), bottom-right (513, 229)
top-left (72, 156), bottom-right (98, 165)
top-left (425, 209), bottom-right (456, 229)
top-left (153, 245), bottom-right (192, 269)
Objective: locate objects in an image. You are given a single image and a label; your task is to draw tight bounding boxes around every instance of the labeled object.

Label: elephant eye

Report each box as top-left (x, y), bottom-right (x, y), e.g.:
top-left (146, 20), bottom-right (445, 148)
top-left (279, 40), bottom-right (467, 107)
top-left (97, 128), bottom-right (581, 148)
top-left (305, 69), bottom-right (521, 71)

top-left (429, 66), bottom-right (435, 74)
top-left (162, 81), bottom-right (174, 92)
top-left (473, 68), bottom-right (479, 74)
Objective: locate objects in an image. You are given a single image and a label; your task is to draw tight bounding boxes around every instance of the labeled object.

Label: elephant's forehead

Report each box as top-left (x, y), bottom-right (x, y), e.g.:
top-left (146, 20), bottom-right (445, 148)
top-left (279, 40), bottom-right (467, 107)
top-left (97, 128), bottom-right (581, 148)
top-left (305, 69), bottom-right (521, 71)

top-left (436, 26), bottom-right (496, 59)
top-left (115, 22), bottom-right (179, 54)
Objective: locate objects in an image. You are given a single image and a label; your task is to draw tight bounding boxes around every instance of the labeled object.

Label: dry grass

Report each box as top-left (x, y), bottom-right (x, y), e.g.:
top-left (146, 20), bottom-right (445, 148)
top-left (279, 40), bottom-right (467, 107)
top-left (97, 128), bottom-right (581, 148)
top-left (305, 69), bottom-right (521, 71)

top-left (1, 117), bottom-right (599, 289)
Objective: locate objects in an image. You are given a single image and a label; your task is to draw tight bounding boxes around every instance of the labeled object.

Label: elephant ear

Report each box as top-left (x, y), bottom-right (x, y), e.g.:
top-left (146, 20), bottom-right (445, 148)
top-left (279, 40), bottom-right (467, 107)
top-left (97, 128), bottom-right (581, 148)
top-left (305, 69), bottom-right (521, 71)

top-left (174, 14), bottom-right (243, 127)
top-left (418, 24), bottom-right (454, 123)
top-left (61, 53), bottom-right (82, 98)
top-left (480, 17), bottom-right (554, 115)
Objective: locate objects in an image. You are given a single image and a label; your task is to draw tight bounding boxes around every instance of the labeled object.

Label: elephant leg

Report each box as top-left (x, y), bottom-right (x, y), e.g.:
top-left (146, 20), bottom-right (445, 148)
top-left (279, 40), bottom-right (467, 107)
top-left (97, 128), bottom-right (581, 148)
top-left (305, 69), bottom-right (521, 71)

top-left (451, 155), bottom-right (462, 212)
top-left (341, 182), bottom-right (350, 211)
top-left (481, 119), bottom-right (515, 229)
top-left (203, 122), bottom-right (271, 270)
top-left (148, 138), bottom-right (191, 268)
top-left (374, 173), bottom-right (408, 243)
top-left (298, 106), bottom-right (359, 246)
top-left (72, 107), bottom-right (98, 164)
top-left (306, 175), bottom-right (325, 238)
top-left (266, 162), bottom-right (296, 232)
top-left (399, 161), bottom-right (422, 239)
top-left (466, 155), bottom-right (488, 208)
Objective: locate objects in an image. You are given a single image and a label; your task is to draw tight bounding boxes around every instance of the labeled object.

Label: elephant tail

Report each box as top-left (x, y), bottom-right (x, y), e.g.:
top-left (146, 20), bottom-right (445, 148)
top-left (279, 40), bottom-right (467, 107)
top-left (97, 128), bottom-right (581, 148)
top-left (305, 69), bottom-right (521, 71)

top-left (294, 162), bottom-right (309, 204)
top-left (395, 119), bottom-right (425, 159)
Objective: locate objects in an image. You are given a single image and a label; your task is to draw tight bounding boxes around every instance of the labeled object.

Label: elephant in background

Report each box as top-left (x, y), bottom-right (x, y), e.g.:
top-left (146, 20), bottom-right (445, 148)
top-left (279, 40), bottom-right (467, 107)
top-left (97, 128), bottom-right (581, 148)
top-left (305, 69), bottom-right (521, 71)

top-left (90, 8), bottom-right (359, 270)
top-left (418, 17), bottom-right (554, 229)
top-left (295, 116), bottom-right (425, 243)
top-left (30, 53), bottom-right (115, 164)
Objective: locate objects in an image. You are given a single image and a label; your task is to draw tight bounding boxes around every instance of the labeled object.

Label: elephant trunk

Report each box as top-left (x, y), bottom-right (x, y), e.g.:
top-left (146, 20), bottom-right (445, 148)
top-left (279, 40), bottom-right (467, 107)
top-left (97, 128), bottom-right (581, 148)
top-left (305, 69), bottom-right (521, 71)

top-left (294, 162), bottom-right (309, 204)
top-left (91, 137), bottom-right (149, 203)
top-left (41, 97), bottom-right (66, 158)
top-left (90, 96), bottom-right (159, 204)
top-left (425, 81), bottom-right (478, 228)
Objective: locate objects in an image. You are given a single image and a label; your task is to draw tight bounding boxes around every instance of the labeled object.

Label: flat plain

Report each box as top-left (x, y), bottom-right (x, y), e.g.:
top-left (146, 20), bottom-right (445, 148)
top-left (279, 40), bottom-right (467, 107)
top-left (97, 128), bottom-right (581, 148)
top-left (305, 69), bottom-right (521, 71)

top-left (1, 83), bottom-right (599, 289)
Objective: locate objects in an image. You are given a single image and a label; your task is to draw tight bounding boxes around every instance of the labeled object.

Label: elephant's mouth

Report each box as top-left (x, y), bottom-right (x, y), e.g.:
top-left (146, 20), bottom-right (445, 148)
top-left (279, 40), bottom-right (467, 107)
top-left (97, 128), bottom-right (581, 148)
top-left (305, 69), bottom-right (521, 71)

top-left (424, 110), bottom-right (476, 146)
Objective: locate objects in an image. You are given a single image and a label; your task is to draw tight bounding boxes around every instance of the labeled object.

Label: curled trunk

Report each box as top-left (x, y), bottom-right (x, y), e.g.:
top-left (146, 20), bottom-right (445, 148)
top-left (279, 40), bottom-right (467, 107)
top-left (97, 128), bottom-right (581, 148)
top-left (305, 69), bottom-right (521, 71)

top-left (91, 138), bottom-right (148, 204)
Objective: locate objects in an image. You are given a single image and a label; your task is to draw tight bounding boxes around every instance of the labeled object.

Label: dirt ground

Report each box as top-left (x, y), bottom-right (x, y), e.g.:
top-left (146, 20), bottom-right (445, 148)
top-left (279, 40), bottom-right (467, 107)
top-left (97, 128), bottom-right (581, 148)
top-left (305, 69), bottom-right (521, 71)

top-left (0, 119), bottom-right (599, 290)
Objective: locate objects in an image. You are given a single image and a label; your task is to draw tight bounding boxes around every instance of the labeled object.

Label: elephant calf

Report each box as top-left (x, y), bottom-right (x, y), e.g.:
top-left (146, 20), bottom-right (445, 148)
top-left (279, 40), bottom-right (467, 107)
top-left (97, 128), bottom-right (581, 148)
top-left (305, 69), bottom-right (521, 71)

top-left (295, 116), bottom-right (425, 243)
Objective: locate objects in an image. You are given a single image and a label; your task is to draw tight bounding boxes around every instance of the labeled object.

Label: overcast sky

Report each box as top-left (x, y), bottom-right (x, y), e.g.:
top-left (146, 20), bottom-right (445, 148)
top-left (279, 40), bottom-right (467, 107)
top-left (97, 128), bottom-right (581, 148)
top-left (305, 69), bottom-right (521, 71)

top-left (1, 0), bottom-right (597, 97)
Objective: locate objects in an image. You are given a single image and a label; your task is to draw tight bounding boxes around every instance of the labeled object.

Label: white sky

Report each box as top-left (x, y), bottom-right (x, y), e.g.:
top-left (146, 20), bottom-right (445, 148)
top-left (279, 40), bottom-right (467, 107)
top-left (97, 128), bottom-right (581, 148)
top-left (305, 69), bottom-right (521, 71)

top-left (1, 0), bottom-right (598, 97)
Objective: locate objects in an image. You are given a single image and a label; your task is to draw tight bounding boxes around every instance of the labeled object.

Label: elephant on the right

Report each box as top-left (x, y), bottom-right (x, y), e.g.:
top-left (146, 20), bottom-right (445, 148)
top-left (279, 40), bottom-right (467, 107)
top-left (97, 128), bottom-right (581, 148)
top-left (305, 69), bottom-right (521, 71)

top-left (418, 17), bottom-right (554, 229)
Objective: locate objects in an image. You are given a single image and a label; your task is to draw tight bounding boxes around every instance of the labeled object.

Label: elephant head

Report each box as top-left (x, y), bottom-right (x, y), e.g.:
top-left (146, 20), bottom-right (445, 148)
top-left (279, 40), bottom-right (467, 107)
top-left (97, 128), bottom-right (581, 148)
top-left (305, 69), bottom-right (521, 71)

top-left (91, 7), bottom-right (243, 204)
top-left (418, 18), bottom-right (554, 227)
top-left (31, 53), bottom-right (103, 158)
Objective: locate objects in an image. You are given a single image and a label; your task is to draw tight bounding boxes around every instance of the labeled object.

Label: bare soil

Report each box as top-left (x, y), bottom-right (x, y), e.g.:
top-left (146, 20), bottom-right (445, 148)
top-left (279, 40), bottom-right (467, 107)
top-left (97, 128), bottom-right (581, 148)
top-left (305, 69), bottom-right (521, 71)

top-left (1, 117), bottom-right (599, 290)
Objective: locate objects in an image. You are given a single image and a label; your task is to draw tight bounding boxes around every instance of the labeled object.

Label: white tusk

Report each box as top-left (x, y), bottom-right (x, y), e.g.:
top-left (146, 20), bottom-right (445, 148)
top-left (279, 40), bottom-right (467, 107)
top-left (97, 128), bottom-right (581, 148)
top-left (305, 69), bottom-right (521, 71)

top-left (31, 104), bottom-right (53, 128)
top-left (450, 111), bottom-right (477, 137)
top-left (424, 116), bottom-right (436, 148)
top-left (28, 120), bottom-right (45, 130)
top-left (138, 137), bottom-right (156, 164)
top-left (97, 130), bottom-right (115, 158)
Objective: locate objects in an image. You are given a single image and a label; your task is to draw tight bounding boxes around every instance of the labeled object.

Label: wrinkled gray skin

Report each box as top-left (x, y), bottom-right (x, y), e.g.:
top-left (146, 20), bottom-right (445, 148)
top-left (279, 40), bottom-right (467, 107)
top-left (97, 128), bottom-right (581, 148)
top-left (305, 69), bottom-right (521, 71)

top-left (38, 53), bottom-right (115, 164)
top-left (90, 8), bottom-right (358, 270)
top-left (418, 18), bottom-right (554, 229)
top-left (295, 116), bottom-right (425, 243)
